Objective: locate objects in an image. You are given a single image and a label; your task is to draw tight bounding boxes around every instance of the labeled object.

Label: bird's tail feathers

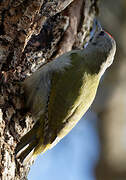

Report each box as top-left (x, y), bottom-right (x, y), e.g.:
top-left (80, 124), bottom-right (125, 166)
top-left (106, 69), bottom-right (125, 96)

top-left (15, 122), bottom-right (41, 164)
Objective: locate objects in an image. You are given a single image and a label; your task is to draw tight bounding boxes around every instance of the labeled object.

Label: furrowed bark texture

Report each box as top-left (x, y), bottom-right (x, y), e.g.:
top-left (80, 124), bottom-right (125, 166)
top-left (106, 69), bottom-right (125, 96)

top-left (0, 0), bottom-right (99, 179)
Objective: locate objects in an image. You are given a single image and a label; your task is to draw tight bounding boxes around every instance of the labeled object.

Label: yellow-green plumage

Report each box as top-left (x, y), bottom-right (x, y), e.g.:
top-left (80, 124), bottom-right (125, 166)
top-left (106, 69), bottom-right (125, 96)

top-left (15, 29), bottom-right (116, 163)
top-left (34, 53), bottom-right (100, 156)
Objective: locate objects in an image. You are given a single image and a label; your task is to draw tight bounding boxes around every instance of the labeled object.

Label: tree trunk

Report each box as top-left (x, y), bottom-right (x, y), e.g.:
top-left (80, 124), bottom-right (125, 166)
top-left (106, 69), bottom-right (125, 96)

top-left (0, 0), bottom-right (99, 179)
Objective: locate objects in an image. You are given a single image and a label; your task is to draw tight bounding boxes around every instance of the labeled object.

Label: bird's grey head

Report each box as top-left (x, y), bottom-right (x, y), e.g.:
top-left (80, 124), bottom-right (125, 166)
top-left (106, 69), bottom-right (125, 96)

top-left (92, 30), bottom-right (116, 76)
top-left (85, 20), bottom-right (116, 76)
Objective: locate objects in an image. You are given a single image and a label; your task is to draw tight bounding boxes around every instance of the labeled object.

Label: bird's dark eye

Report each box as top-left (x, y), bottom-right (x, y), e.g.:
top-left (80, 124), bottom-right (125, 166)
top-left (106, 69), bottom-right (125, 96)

top-left (99, 31), bottom-right (104, 36)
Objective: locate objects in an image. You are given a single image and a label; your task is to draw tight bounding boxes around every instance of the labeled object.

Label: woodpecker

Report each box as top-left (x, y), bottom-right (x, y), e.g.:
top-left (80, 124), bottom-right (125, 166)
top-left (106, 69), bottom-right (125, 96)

top-left (15, 19), bottom-right (116, 163)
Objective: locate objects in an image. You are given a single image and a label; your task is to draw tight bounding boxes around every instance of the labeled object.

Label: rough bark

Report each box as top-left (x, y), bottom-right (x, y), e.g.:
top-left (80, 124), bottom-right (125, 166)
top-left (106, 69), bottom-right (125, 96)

top-left (0, 0), bottom-right (99, 179)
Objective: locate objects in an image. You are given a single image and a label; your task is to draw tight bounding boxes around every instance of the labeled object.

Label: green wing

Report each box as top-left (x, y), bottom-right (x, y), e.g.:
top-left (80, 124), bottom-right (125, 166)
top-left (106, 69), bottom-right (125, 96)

top-left (47, 53), bottom-right (99, 143)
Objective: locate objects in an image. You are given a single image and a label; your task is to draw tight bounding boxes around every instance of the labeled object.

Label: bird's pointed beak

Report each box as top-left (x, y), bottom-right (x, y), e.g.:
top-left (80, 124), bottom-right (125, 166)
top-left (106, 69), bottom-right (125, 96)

top-left (84, 19), bottom-right (103, 48)
top-left (95, 19), bottom-right (103, 32)
top-left (90, 19), bottom-right (103, 41)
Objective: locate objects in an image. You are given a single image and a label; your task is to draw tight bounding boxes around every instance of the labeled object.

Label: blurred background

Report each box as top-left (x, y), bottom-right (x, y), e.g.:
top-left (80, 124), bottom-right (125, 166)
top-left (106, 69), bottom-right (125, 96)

top-left (28, 0), bottom-right (126, 179)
